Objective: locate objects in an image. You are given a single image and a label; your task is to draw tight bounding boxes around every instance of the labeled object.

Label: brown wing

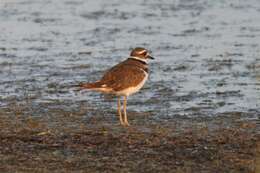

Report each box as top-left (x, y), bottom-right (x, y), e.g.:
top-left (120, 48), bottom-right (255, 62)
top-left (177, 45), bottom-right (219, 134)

top-left (100, 62), bottom-right (146, 91)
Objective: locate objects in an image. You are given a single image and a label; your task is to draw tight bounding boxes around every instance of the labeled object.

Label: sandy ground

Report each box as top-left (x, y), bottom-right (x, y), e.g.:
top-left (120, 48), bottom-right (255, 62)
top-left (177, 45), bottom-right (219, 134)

top-left (0, 107), bottom-right (260, 173)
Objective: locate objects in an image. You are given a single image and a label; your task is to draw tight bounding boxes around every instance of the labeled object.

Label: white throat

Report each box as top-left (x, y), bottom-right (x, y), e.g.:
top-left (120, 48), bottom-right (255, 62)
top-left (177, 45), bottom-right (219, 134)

top-left (129, 56), bottom-right (148, 63)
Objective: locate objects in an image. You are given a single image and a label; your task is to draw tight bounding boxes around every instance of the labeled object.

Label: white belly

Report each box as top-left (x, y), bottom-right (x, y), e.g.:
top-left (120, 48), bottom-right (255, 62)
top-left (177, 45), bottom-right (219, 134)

top-left (115, 71), bottom-right (148, 96)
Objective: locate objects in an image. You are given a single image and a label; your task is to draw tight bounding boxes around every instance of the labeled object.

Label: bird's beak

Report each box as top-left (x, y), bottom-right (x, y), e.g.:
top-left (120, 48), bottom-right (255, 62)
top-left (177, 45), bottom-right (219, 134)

top-left (147, 54), bottom-right (155, 60)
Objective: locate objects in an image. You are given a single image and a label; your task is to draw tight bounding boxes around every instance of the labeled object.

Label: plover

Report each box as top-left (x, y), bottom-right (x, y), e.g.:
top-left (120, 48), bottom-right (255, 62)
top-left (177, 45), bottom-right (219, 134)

top-left (79, 47), bottom-right (154, 126)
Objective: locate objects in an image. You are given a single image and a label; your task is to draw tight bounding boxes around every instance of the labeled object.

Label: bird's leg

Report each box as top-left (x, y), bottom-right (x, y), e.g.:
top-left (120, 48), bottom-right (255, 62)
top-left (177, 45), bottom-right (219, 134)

top-left (123, 96), bottom-right (130, 126)
top-left (117, 97), bottom-right (124, 125)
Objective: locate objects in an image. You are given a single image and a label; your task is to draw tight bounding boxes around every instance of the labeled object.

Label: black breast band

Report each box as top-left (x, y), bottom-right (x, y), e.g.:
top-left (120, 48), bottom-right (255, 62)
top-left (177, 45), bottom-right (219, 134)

top-left (128, 58), bottom-right (147, 65)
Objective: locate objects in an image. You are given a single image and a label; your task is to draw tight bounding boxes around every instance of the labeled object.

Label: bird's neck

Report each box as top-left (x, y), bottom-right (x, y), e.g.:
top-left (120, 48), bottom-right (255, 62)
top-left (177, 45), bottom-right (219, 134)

top-left (129, 56), bottom-right (148, 64)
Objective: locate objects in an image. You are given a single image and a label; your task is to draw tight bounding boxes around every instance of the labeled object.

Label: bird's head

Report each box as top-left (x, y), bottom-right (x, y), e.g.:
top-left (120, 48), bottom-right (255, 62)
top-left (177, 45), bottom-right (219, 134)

top-left (130, 47), bottom-right (154, 61)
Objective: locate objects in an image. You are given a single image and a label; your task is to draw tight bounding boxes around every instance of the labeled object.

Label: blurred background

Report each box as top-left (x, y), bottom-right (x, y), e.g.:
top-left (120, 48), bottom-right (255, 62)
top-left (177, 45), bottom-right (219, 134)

top-left (0, 0), bottom-right (259, 123)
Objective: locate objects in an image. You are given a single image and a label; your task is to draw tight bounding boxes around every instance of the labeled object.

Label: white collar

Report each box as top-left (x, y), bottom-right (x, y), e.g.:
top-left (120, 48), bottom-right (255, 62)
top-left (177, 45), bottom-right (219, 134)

top-left (129, 56), bottom-right (148, 64)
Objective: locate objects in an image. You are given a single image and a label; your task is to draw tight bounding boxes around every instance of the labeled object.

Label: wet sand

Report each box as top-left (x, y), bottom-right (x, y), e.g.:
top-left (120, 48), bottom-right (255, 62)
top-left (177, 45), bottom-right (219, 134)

top-left (0, 0), bottom-right (260, 172)
top-left (0, 100), bottom-right (259, 172)
top-left (0, 110), bottom-right (259, 173)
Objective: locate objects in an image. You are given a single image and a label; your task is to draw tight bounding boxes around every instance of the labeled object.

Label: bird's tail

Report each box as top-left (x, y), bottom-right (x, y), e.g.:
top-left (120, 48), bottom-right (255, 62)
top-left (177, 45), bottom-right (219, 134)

top-left (71, 81), bottom-right (112, 93)
top-left (79, 81), bottom-right (103, 89)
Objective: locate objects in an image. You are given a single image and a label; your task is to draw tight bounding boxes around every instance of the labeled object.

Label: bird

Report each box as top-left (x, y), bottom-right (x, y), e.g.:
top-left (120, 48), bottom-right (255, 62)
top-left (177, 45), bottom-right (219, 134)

top-left (79, 47), bottom-right (154, 126)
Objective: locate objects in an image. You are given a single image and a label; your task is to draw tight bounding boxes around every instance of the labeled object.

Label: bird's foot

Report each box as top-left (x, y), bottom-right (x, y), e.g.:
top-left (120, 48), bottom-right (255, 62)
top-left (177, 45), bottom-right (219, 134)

top-left (120, 121), bottom-right (125, 126)
top-left (124, 121), bottom-right (130, 126)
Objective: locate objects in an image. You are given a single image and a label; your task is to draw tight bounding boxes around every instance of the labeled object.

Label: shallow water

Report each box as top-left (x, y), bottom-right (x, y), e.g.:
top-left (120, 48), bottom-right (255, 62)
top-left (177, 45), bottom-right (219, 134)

top-left (0, 0), bottom-right (259, 121)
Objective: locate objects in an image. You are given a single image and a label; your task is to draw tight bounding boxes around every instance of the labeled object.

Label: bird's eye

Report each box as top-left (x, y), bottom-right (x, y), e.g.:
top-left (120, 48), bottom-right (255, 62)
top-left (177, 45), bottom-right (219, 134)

top-left (142, 52), bottom-right (147, 56)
